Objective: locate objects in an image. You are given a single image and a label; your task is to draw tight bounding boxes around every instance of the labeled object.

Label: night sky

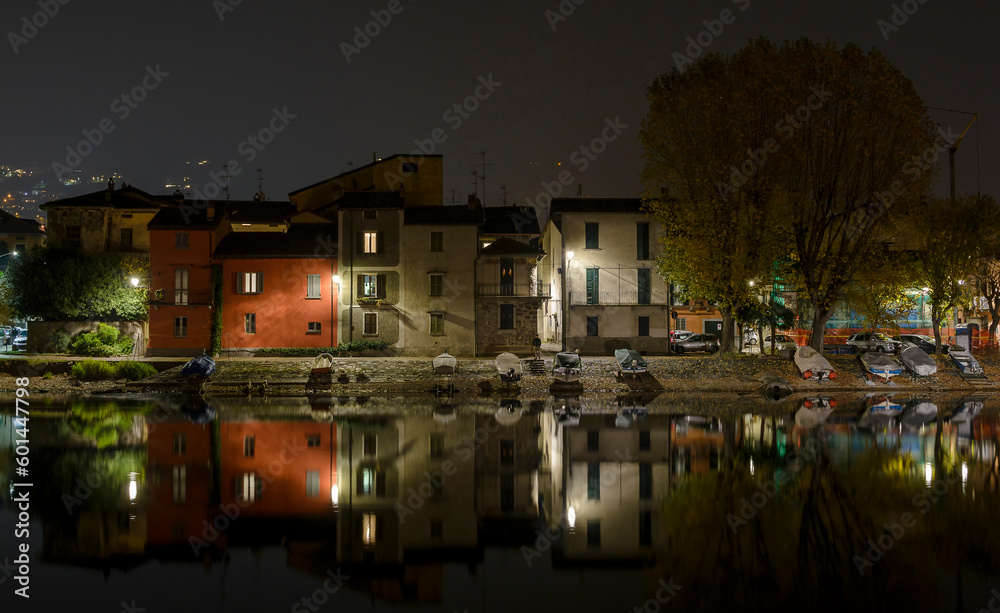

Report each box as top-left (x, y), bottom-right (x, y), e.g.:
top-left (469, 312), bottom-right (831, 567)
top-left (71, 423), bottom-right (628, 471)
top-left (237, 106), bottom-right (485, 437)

top-left (2, 0), bottom-right (996, 212)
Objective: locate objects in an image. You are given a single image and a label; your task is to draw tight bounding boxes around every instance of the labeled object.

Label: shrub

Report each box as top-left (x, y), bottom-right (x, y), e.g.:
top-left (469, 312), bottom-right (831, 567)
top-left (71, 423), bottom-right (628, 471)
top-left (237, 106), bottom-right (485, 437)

top-left (115, 361), bottom-right (157, 381)
top-left (71, 360), bottom-right (117, 380)
top-left (70, 324), bottom-right (131, 357)
top-left (42, 371), bottom-right (53, 379)
top-left (50, 329), bottom-right (73, 353)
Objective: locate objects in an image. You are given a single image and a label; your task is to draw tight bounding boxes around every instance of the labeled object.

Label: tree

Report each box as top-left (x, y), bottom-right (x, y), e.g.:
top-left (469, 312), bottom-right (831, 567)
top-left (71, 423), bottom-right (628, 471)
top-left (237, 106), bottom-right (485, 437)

top-left (973, 251), bottom-right (1000, 345)
top-left (641, 39), bottom-right (792, 353)
top-left (910, 194), bottom-right (1000, 353)
top-left (641, 37), bottom-right (939, 351)
top-left (842, 246), bottom-right (919, 340)
top-left (5, 247), bottom-right (148, 321)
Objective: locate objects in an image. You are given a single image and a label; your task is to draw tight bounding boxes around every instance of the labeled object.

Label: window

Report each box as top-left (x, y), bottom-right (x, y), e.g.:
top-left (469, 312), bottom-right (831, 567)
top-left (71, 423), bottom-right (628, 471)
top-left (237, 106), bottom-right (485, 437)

top-left (586, 316), bottom-right (599, 337)
top-left (363, 312), bottom-right (378, 335)
top-left (429, 274), bottom-right (444, 296)
top-left (402, 162), bottom-right (419, 173)
top-left (586, 268), bottom-right (599, 304)
top-left (363, 433), bottom-right (377, 457)
top-left (245, 313), bottom-right (256, 334)
top-left (587, 462), bottom-right (601, 500)
top-left (174, 316), bottom-right (187, 338)
top-left (430, 313), bottom-right (444, 335)
top-left (499, 304), bottom-right (514, 330)
top-left (363, 231), bottom-right (378, 254)
top-left (307, 435), bottom-right (321, 448)
top-left (358, 467), bottom-right (385, 496)
top-left (175, 232), bottom-right (189, 249)
top-left (587, 430), bottom-right (599, 452)
top-left (638, 316), bottom-right (650, 337)
top-left (430, 433), bottom-right (445, 458)
top-left (676, 317), bottom-right (687, 331)
top-left (430, 519), bottom-right (443, 540)
top-left (639, 430), bottom-right (651, 452)
top-left (639, 510), bottom-right (652, 546)
top-left (173, 433), bottom-right (186, 455)
top-left (173, 466), bottom-right (186, 504)
top-left (587, 520), bottom-right (601, 547)
top-left (306, 470), bottom-right (320, 498)
top-left (307, 274), bottom-right (321, 299)
top-left (637, 222), bottom-right (649, 260)
top-left (307, 322), bottom-right (322, 334)
top-left (66, 225), bottom-right (81, 248)
top-left (500, 439), bottom-right (514, 465)
top-left (238, 472), bottom-right (262, 502)
top-left (639, 463), bottom-right (653, 499)
top-left (175, 268), bottom-right (189, 305)
top-left (362, 513), bottom-right (378, 545)
top-left (237, 272), bottom-right (262, 294)
top-left (638, 268), bottom-right (651, 305)
top-left (430, 231), bottom-right (443, 252)
top-left (120, 228), bottom-right (133, 252)
top-left (359, 274), bottom-right (384, 298)
top-left (363, 210), bottom-right (377, 220)
top-left (585, 222), bottom-right (599, 249)
top-left (13, 243), bottom-right (25, 254)
top-left (244, 436), bottom-right (255, 457)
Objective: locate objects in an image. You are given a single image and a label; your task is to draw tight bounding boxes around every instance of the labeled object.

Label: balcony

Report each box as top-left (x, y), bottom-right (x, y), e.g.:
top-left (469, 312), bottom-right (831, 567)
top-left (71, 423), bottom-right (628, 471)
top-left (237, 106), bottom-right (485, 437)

top-left (569, 291), bottom-right (657, 306)
top-left (476, 283), bottom-right (551, 298)
top-left (150, 291), bottom-right (214, 306)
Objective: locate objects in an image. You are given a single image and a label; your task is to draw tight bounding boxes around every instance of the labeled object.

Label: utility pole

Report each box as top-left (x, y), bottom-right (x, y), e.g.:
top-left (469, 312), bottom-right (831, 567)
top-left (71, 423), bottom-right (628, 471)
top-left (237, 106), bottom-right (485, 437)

top-left (470, 170), bottom-right (479, 202)
top-left (500, 184), bottom-right (508, 206)
top-left (256, 168), bottom-right (265, 198)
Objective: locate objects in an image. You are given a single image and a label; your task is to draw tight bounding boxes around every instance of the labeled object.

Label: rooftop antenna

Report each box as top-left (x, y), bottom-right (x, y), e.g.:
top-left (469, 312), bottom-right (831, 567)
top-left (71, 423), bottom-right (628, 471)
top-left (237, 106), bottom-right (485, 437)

top-left (256, 168), bottom-right (265, 194)
top-left (471, 151), bottom-right (493, 206)
top-left (449, 189), bottom-right (457, 205)
top-left (500, 184), bottom-right (508, 206)
top-left (470, 170), bottom-right (479, 202)
top-left (221, 165), bottom-right (230, 200)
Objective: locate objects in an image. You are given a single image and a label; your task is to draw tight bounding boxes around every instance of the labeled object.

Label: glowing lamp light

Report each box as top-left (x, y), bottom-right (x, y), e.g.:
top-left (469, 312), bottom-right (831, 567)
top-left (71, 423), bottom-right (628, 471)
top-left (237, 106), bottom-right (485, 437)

top-left (130, 277), bottom-right (140, 287)
top-left (567, 506), bottom-right (576, 528)
top-left (566, 250), bottom-right (574, 261)
top-left (332, 274), bottom-right (341, 285)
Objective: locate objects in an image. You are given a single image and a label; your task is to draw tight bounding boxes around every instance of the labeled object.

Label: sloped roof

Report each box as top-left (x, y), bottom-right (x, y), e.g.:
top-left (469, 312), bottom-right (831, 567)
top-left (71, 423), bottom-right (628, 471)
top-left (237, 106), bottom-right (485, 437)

top-left (288, 154), bottom-right (442, 196)
top-left (321, 191), bottom-right (405, 212)
top-left (480, 236), bottom-right (545, 257)
top-left (40, 184), bottom-right (174, 211)
top-left (549, 198), bottom-right (645, 215)
top-left (0, 210), bottom-right (44, 235)
top-left (481, 205), bottom-right (540, 235)
top-left (214, 224), bottom-right (338, 258)
top-left (404, 205), bottom-right (483, 225)
top-left (148, 200), bottom-right (297, 230)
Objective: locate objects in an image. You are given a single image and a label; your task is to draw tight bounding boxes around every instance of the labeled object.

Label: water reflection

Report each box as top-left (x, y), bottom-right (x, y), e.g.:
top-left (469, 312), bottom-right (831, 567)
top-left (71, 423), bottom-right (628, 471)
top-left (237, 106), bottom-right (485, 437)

top-left (2, 394), bottom-right (998, 611)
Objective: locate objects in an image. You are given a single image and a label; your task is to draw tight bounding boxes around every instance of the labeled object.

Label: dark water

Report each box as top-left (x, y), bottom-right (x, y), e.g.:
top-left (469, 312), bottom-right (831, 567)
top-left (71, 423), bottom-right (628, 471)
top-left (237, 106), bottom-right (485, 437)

top-left (1, 393), bottom-right (998, 613)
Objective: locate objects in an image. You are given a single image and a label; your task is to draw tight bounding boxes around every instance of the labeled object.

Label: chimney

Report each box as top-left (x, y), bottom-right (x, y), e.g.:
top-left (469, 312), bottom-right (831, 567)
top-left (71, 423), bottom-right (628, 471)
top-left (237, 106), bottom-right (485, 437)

top-left (467, 194), bottom-right (480, 210)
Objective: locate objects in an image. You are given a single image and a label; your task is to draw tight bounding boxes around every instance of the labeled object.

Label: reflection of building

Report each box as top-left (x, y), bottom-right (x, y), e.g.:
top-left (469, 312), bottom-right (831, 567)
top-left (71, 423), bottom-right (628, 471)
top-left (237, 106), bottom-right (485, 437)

top-left (475, 408), bottom-right (542, 520)
top-left (672, 417), bottom-right (727, 482)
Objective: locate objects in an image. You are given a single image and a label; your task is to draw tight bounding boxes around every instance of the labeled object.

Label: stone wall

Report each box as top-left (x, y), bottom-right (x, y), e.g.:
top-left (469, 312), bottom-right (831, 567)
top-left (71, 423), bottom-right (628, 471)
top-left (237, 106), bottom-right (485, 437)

top-left (476, 298), bottom-right (540, 356)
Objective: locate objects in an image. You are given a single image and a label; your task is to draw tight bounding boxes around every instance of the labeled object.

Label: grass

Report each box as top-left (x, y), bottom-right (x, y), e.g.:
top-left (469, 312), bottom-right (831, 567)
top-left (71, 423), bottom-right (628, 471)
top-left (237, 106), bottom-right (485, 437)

top-left (71, 360), bottom-right (158, 381)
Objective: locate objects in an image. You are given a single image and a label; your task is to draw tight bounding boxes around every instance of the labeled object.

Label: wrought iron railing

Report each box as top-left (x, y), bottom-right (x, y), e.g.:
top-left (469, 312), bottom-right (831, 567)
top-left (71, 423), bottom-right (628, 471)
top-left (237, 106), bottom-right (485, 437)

top-left (476, 283), bottom-right (551, 298)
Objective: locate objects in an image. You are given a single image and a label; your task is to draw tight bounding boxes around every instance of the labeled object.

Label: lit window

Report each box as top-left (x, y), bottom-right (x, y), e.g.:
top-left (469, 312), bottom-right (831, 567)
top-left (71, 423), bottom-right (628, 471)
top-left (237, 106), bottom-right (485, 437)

top-left (363, 232), bottom-right (378, 254)
top-left (306, 274), bottom-right (321, 299)
top-left (175, 268), bottom-right (189, 305)
top-left (306, 470), bottom-right (320, 498)
top-left (238, 472), bottom-right (262, 502)
top-left (362, 512), bottom-right (377, 545)
top-left (361, 274), bottom-right (382, 298)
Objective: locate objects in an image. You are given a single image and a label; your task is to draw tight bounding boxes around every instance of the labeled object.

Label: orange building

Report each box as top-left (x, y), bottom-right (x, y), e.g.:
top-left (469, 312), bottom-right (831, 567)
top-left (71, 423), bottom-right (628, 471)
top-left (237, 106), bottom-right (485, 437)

top-left (219, 419), bottom-right (337, 517)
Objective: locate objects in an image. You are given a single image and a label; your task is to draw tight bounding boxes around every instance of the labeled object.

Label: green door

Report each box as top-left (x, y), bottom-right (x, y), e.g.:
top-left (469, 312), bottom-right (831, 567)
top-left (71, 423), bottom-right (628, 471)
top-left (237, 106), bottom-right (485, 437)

top-left (586, 268), bottom-right (599, 305)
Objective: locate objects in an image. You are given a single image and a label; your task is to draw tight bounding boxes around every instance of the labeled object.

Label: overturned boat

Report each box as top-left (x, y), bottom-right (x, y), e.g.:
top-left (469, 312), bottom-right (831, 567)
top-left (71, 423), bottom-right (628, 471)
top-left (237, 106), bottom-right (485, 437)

top-left (950, 349), bottom-right (983, 375)
top-left (495, 352), bottom-right (522, 384)
top-left (794, 346), bottom-right (836, 380)
top-left (613, 348), bottom-right (647, 376)
top-left (899, 341), bottom-right (936, 376)
top-left (552, 351), bottom-right (582, 383)
top-left (181, 355), bottom-right (216, 379)
top-left (432, 351), bottom-right (457, 375)
top-left (859, 351), bottom-right (903, 382)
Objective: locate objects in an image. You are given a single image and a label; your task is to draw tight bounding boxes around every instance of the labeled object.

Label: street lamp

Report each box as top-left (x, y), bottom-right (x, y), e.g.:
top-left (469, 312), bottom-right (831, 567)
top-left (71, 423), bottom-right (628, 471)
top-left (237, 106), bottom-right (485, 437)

top-left (130, 277), bottom-right (140, 287)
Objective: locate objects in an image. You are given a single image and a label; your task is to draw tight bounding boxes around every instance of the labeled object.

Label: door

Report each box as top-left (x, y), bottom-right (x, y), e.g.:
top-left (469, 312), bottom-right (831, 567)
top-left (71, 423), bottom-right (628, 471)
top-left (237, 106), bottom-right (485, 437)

top-left (703, 320), bottom-right (724, 341)
top-left (500, 258), bottom-right (514, 296)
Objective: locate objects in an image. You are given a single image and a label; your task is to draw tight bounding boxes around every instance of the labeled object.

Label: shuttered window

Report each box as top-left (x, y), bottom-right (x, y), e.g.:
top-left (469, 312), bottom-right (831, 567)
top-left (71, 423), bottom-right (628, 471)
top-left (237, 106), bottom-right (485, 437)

top-left (307, 274), bottom-right (321, 299)
top-left (636, 222), bottom-right (649, 260)
top-left (585, 222), bottom-right (599, 249)
top-left (638, 268), bottom-right (651, 305)
top-left (237, 272), bottom-right (263, 294)
top-left (586, 268), bottom-right (599, 304)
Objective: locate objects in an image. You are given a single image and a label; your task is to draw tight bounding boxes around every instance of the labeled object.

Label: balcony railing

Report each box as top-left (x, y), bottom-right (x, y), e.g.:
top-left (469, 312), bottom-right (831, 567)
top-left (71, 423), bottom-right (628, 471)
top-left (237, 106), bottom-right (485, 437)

top-left (150, 291), bottom-right (214, 306)
top-left (477, 283), bottom-right (551, 298)
top-left (569, 291), bottom-right (656, 306)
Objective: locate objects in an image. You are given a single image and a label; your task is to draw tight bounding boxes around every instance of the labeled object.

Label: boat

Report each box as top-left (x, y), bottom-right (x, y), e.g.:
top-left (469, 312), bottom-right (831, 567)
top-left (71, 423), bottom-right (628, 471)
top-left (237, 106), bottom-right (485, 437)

top-left (496, 399), bottom-right (523, 426)
top-left (795, 397), bottom-right (836, 429)
top-left (614, 407), bottom-right (648, 428)
top-left (794, 345), bottom-right (836, 380)
top-left (899, 341), bottom-right (936, 376)
top-left (552, 351), bottom-right (582, 382)
top-left (901, 402), bottom-right (937, 430)
top-left (495, 352), bottom-right (522, 384)
top-left (858, 396), bottom-right (903, 430)
top-left (950, 399), bottom-right (983, 422)
top-left (181, 355), bottom-right (216, 379)
top-left (859, 351), bottom-right (903, 382)
top-left (310, 352), bottom-right (335, 375)
top-left (613, 348), bottom-right (647, 376)
top-left (552, 396), bottom-right (582, 426)
top-left (950, 349), bottom-right (984, 375)
top-left (432, 351), bottom-right (457, 375)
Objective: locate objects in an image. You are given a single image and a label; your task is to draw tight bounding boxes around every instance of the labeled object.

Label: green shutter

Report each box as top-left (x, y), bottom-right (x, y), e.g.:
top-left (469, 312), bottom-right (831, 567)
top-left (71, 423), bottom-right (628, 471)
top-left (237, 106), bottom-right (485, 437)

top-left (637, 222), bottom-right (649, 260)
top-left (586, 268), bottom-right (599, 304)
top-left (638, 268), bottom-right (650, 305)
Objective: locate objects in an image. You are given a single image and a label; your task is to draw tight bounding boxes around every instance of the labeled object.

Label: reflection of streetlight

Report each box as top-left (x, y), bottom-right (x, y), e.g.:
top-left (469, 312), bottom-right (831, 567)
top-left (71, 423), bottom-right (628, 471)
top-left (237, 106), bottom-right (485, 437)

top-left (128, 472), bottom-right (139, 502)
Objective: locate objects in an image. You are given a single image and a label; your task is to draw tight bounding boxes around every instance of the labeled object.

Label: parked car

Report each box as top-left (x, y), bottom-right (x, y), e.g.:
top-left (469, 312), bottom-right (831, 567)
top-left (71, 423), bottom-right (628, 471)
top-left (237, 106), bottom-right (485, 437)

top-left (893, 333), bottom-right (951, 354)
top-left (670, 330), bottom-right (694, 342)
top-left (12, 331), bottom-right (27, 351)
top-left (846, 332), bottom-right (901, 353)
top-left (671, 333), bottom-right (720, 354)
top-left (763, 334), bottom-right (798, 352)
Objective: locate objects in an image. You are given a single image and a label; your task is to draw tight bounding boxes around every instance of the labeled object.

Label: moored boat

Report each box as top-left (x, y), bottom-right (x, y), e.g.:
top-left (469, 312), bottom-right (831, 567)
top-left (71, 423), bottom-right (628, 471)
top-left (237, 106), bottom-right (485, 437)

top-left (950, 349), bottom-right (984, 375)
top-left (613, 348), bottom-right (647, 376)
top-left (432, 351), bottom-right (457, 375)
top-left (310, 352), bottom-right (335, 375)
top-left (794, 346), bottom-right (836, 380)
top-left (495, 352), bottom-right (522, 383)
top-left (899, 342), bottom-right (936, 376)
top-left (552, 351), bottom-right (582, 383)
top-left (859, 351), bottom-right (903, 382)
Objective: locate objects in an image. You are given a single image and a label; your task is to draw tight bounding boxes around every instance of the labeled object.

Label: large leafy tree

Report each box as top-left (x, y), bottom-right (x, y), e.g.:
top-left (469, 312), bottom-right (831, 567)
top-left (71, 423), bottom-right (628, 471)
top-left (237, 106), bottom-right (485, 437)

top-left (842, 245), bottom-right (919, 337)
top-left (641, 37), bottom-right (938, 351)
top-left (5, 247), bottom-right (148, 321)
